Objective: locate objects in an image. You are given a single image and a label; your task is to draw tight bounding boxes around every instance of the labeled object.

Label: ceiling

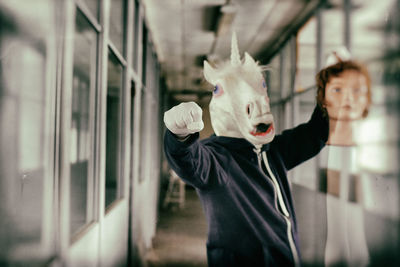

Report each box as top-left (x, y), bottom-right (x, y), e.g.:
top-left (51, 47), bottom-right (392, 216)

top-left (142, 0), bottom-right (323, 98)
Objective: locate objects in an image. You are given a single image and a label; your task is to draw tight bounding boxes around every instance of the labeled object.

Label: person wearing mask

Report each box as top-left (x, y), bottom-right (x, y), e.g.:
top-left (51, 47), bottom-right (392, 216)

top-left (163, 33), bottom-right (329, 267)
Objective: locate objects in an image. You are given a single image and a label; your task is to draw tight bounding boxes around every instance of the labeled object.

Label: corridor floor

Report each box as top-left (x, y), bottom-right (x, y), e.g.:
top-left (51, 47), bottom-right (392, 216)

top-left (146, 187), bottom-right (208, 267)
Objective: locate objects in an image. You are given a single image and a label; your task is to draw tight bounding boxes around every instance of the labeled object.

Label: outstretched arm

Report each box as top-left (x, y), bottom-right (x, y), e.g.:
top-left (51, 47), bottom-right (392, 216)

top-left (163, 102), bottom-right (214, 188)
top-left (272, 106), bottom-right (329, 170)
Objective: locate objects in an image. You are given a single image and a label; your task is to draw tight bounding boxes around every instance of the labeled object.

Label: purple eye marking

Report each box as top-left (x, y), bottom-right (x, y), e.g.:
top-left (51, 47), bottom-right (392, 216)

top-left (262, 80), bottom-right (267, 89)
top-left (213, 84), bottom-right (224, 96)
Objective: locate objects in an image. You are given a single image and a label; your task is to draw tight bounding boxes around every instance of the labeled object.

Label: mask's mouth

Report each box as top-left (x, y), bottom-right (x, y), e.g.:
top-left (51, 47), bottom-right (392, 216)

top-left (250, 123), bottom-right (274, 137)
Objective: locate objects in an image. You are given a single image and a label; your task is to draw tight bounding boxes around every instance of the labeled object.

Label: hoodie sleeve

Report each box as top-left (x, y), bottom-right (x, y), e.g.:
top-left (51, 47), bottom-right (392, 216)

top-left (272, 106), bottom-right (329, 171)
top-left (164, 129), bottom-right (216, 188)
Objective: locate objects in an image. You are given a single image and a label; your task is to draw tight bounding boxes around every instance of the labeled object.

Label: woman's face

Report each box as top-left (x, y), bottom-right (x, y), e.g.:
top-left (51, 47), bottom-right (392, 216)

top-left (324, 70), bottom-right (369, 121)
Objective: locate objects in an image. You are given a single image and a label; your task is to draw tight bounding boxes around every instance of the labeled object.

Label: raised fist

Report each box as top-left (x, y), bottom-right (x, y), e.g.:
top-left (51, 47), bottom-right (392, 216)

top-left (163, 101), bottom-right (204, 137)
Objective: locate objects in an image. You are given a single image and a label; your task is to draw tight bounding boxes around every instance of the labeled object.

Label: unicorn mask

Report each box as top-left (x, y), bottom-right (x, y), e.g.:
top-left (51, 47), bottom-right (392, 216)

top-left (203, 33), bottom-right (275, 145)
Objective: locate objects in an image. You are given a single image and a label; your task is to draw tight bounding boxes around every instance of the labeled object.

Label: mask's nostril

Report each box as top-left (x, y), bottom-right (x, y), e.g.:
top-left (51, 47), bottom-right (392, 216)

top-left (246, 103), bottom-right (252, 117)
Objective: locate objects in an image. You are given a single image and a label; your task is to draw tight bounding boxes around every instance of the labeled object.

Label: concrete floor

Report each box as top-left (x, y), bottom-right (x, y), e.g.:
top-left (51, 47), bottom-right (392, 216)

top-left (146, 187), bottom-right (208, 267)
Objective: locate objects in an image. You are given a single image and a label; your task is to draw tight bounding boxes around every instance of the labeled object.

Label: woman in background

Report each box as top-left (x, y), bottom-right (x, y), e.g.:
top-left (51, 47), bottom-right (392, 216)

top-left (316, 48), bottom-right (372, 267)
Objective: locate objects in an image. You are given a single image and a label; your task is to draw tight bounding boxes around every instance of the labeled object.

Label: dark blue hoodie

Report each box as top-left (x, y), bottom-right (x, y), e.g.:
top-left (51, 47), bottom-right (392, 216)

top-left (164, 107), bottom-right (328, 267)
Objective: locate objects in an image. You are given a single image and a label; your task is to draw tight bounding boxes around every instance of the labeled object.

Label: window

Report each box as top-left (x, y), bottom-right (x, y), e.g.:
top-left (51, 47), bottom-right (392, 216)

top-left (70, 9), bottom-right (98, 237)
top-left (351, 0), bottom-right (394, 83)
top-left (105, 50), bottom-right (123, 208)
top-left (130, 82), bottom-right (136, 180)
top-left (139, 86), bottom-right (147, 182)
top-left (352, 1), bottom-right (392, 60)
top-left (322, 5), bottom-right (345, 61)
top-left (0, 8), bottom-right (54, 261)
top-left (268, 53), bottom-right (283, 133)
top-left (281, 39), bottom-right (295, 99)
top-left (132, 0), bottom-right (140, 71)
top-left (281, 39), bottom-right (296, 132)
top-left (267, 53), bottom-right (281, 104)
top-left (352, 0), bottom-right (399, 223)
top-left (0, 40), bottom-right (47, 246)
top-left (82, 0), bottom-right (99, 20)
top-left (296, 17), bottom-right (317, 91)
top-left (109, 0), bottom-right (126, 55)
top-left (142, 23), bottom-right (148, 85)
top-left (292, 18), bottom-right (320, 189)
top-left (139, 87), bottom-right (161, 184)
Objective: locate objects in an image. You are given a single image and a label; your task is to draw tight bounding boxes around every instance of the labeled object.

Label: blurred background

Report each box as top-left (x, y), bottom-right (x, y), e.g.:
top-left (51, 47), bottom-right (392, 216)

top-left (0, 0), bottom-right (398, 266)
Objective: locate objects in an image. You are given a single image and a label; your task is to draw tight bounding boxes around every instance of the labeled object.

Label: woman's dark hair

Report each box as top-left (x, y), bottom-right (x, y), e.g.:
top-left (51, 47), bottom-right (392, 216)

top-left (316, 60), bottom-right (372, 117)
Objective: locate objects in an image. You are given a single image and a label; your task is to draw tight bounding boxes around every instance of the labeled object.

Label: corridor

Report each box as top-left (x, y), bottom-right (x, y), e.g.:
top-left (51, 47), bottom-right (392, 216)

top-left (0, 0), bottom-right (399, 265)
top-left (146, 188), bottom-right (208, 267)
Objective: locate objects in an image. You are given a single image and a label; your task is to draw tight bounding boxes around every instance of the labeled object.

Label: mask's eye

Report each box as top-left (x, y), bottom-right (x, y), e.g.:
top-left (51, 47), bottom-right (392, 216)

top-left (213, 84), bottom-right (224, 97)
top-left (262, 79), bottom-right (267, 90)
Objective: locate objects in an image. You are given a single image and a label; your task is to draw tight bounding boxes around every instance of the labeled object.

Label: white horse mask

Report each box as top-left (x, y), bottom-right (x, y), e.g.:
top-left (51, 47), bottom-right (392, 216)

top-left (203, 33), bottom-right (275, 146)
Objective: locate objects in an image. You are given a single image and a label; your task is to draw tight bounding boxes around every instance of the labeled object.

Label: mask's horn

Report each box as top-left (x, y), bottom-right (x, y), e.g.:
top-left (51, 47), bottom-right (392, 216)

top-left (230, 32), bottom-right (240, 66)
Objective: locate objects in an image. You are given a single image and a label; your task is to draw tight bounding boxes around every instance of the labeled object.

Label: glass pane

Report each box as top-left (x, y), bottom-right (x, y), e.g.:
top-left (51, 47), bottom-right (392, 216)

top-left (70, 9), bottom-right (97, 237)
top-left (109, 0), bottom-right (126, 55)
top-left (281, 40), bottom-right (294, 98)
top-left (268, 51), bottom-right (283, 133)
top-left (146, 48), bottom-right (155, 91)
top-left (352, 0), bottom-right (392, 60)
top-left (142, 24), bottom-right (148, 85)
top-left (139, 87), bottom-right (147, 182)
top-left (267, 53), bottom-right (281, 104)
top-left (352, 0), bottom-right (394, 82)
top-left (296, 16), bottom-right (317, 90)
top-left (82, 0), bottom-right (99, 20)
top-left (139, 76), bottom-right (160, 184)
top-left (322, 6), bottom-right (344, 62)
top-left (293, 18), bottom-right (319, 189)
top-left (130, 82), bottom-right (136, 179)
top-left (352, 0), bottom-right (400, 263)
top-left (0, 39), bottom-right (46, 251)
top-left (295, 17), bottom-right (318, 127)
top-left (0, 0), bottom-right (56, 264)
top-left (132, 0), bottom-right (140, 71)
top-left (105, 51), bottom-right (123, 208)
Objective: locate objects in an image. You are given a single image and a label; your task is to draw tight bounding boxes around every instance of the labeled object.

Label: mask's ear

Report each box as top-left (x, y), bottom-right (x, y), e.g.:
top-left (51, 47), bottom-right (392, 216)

top-left (243, 52), bottom-right (256, 68)
top-left (203, 60), bottom-right (217, 86)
